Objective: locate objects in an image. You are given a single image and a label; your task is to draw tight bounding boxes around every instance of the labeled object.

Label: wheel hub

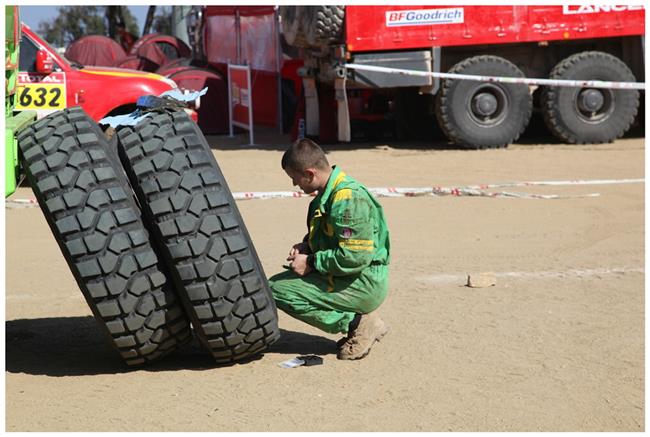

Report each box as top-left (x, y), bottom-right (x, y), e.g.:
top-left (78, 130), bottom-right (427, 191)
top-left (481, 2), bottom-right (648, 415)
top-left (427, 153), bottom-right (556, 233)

top-left (577, 89), bottom-right (605, 113)
top-left (472, 92), bottom-right (499, 117)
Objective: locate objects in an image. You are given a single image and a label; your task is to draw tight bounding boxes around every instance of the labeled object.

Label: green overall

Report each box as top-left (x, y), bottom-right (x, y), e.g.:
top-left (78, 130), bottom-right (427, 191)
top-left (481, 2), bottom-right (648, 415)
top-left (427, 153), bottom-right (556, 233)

top-left (269, 166), bottom-right (390, 334)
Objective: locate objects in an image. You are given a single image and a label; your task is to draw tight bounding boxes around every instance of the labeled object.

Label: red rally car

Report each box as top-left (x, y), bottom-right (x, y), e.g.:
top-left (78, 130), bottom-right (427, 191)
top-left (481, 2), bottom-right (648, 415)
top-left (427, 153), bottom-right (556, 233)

top-left (16, 23), bottom-right (182, 121)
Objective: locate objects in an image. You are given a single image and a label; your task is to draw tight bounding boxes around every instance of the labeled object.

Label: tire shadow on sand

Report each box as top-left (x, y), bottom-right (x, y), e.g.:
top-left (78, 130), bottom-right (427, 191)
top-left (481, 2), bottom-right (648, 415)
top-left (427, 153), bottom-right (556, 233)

top-left (6, 317), bottom-right (334, 376)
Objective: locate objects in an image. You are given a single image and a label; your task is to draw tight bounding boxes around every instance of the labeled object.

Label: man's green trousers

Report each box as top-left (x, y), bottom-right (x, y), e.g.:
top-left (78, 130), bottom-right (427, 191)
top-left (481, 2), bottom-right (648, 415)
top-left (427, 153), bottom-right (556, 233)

top-left (268, 264), bottom-right (389, 334)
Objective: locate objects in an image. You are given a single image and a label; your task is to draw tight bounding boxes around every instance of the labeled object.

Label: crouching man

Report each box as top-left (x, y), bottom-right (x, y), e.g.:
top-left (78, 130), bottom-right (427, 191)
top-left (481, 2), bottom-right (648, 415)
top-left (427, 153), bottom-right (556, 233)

top-left (269, 138), bottom-right (390, 360)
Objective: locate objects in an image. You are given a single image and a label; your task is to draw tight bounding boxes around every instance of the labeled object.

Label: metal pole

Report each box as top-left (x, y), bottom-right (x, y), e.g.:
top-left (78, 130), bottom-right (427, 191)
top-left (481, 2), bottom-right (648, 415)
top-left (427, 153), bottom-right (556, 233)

top-left (228, 64), bottom-right (234, 138)
top-left (236, 8), bottom-right (241, 65)
top-left (171, 6), bottom-right (191, 45)
top-left (248, 65), bottom-right (254, 145)
top-left (276, 7), bottom-right (283, 134)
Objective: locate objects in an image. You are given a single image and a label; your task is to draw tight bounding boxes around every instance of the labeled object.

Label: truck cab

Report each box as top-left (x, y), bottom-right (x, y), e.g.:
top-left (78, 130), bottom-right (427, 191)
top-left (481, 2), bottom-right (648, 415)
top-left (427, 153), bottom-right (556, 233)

top-left (16, 23), bottom-right (179, 121)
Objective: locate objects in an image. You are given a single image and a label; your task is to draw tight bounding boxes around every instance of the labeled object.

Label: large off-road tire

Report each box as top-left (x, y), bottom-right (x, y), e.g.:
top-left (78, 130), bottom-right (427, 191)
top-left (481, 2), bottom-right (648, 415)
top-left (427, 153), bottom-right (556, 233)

top-left (17, 107), bottom-right (192, 366)
top-left (115, 111), bottom-right (281, 363)
top-left (303, 6), bottom-right (345, 48)
top-left (435, 55), bottom-right (532, 149)
top-left (541, 51), bottom-right (640, 144)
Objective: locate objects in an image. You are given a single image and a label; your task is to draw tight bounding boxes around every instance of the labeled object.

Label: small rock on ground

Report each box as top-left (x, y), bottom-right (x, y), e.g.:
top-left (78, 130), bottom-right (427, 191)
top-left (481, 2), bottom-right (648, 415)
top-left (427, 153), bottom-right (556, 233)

top-left (466, 272), bottom-right (497, 288)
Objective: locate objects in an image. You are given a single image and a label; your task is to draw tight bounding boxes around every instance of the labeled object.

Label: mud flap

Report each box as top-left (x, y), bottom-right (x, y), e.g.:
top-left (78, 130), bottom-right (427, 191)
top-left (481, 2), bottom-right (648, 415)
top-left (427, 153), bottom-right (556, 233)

top-left (335, 76), bottom-right (350, 142)
top-left (303, 77), bottom-right (320, 136)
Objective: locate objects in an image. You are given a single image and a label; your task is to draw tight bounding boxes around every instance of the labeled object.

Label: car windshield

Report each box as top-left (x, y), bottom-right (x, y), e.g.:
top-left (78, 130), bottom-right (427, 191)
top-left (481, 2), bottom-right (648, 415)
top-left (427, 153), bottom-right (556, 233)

top-left (22, 28), bottom-right (84, 69)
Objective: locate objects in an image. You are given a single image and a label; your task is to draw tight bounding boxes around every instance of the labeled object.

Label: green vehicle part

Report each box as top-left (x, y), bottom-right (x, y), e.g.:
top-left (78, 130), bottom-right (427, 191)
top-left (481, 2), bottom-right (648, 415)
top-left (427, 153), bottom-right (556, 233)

top-left (5, 5), bottom-right (36, 197)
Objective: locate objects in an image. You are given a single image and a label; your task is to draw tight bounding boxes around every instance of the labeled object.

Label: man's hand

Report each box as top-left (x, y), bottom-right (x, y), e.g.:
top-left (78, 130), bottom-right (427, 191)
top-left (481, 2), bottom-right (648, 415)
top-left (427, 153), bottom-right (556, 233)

top-left (287, 253), bottom-right (311, 277)
top-left (289, 241), bottom-right (310, 258)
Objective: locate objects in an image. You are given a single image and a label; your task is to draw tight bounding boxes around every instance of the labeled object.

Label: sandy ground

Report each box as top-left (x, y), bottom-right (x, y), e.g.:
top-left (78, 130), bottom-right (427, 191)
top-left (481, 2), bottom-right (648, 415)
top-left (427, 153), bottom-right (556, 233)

top-left (5, 129), bottom-right (644, 431)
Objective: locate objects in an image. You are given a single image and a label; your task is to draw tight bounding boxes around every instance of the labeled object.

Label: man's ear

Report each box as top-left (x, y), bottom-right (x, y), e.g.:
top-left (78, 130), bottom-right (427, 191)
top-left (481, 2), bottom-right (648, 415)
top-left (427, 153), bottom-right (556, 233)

top-left (304, 168), bottom-right (317, 181)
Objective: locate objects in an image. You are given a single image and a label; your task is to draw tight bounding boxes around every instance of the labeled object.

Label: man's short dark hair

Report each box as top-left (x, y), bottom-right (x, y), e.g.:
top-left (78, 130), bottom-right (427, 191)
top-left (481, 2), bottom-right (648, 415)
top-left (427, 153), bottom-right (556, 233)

top-left (281, 138), bottom-right (330, 172)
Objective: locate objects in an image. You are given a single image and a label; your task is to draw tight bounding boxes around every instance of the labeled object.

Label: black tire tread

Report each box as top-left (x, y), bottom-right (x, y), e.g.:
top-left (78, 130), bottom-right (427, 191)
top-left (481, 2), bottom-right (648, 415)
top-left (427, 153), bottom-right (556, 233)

top-left (308, 6), bottom-right (345, 47)
top-left (541, 51), bottom-right (639, 144)
top-left (17, 107), bottom-right (192, 366)
top-left (282, 6), bottom-right (345, 49)
top-left (116, 111), bottom-right (280, 363)
top-left (435, 55), bottom-right (532, 149)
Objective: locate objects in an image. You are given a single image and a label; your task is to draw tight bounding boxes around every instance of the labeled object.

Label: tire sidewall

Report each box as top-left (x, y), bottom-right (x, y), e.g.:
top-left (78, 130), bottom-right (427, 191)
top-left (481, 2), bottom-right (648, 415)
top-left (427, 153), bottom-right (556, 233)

top-left (441, 59), bottom-right (531, 147)
top-left (545, 54), bottom-right (639, 143)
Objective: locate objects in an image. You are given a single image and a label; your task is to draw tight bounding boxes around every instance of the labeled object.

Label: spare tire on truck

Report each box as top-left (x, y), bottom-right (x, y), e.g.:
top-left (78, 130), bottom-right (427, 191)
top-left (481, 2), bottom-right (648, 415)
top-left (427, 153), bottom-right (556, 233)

top-left (280, 6), bottom-right (344, 50)
top-left (17, 107), bottom-right (192, 366)
top-left (115, 111), bottom-right (281, 363)
top-left (302, 6), bottom-right (345, 48)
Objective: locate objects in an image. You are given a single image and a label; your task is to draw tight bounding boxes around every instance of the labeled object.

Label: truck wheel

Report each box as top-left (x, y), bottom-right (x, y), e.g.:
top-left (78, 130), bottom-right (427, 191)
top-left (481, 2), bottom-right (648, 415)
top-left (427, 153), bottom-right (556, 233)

top-left (541, 51), bottom-right (639, 144)
top-left (435, 55), bottom-right (532, 149)
top-left (17, 108), bottom-right (192, 366)
top-left (279, 6), bottom-right (308, 47)
top-left (115, 111), bottom-right (281, 363)
top-left (303, 6), bottom-right (345, 48)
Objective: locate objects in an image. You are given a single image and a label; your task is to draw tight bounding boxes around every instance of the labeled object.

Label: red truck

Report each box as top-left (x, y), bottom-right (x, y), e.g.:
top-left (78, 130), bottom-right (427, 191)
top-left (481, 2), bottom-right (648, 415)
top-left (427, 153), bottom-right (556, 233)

top-left (16, 23), bottom-right (179, 121)
top-left (280, 5), bottom-right (645, 148)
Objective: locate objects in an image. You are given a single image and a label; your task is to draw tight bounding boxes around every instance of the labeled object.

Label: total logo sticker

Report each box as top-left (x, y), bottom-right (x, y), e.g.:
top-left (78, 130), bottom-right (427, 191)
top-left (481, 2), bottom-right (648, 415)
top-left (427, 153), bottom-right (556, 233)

top-left (386, 8), bottom-right (464, 27)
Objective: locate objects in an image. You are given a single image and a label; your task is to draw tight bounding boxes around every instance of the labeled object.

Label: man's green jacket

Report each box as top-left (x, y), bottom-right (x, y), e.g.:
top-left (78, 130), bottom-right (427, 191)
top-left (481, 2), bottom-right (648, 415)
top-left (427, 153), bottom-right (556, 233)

top-left (307, 166), bottom-right (390, 284)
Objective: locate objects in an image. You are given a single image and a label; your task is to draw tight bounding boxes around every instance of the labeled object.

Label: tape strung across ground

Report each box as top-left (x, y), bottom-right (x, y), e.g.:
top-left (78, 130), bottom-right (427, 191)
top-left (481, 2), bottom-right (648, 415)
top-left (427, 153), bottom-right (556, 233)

top-left (232, 188), bottom-right (598, 200)
top-left (6, 177), bottom-right (643, 208)
top-left (344, 63), bottom-right (646, 90)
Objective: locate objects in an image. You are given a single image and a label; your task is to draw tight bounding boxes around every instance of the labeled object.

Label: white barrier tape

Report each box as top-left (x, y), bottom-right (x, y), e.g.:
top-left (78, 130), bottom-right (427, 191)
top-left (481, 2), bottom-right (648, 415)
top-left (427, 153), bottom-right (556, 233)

top-left (431, 187), bottom-right (600, 200)
top-left (370, 187), bottom-right (599, 199)
top-left (344, 63), bottom-right (646, 90)
top-left (232, 191), bottom-right (312, 200)
top-left (464, 177), bottom-right (644, 190)
top-left (2, 189), bottom-right (598, 207)
top-left (7, 178), bottom-right (640, 207)
top-left (6, 198), bottom-right (38, 204)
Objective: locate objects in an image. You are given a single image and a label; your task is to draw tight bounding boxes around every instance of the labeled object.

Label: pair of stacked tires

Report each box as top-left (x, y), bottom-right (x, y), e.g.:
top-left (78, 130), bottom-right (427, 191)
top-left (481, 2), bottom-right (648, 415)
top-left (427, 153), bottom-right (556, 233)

top-left (17, 107), bottom-right (280, 366)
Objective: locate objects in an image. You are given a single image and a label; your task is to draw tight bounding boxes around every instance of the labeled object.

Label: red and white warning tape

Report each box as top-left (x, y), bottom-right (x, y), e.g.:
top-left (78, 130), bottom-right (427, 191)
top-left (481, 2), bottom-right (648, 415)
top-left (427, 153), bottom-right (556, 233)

top-left (228, 188), bottom-right (597, 200)
top-left (6, 177), bottom-right (642, 207)
top-left (463, 177), bottom-right (644, 189)
top-left (6, 198), bottom-right (39, 205)
top-left (373, 187), bottom-right (600, 200)
top-left (344, 63), bottom-right (646, 90)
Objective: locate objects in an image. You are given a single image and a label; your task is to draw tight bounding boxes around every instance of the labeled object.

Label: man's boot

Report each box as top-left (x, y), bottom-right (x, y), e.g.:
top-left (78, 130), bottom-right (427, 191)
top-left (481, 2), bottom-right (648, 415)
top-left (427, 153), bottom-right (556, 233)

top-left (336, 313), bottom-right (361, 349)
top-left (337, 312), bottom-right (388, 360)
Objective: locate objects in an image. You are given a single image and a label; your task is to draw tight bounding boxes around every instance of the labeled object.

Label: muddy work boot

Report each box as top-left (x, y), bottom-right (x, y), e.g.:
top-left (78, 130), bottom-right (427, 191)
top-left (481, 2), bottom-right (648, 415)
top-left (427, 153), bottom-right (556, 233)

top-left (336, 314), bottom-right (361, 349)
top-left (337, 312), bottom-right (388, 360)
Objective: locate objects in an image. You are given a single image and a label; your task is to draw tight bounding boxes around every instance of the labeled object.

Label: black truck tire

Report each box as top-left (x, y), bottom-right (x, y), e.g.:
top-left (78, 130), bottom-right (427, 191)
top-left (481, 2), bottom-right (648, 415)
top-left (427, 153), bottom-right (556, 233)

top-left (303, 6), bottom-right (345, 48)
top-left (17, 107), bottom-right (192, 366)
top-left (435, 55), bottom-right (532, 149)
top-left (115, 111), bottom-right (281, 363)
top-left (541, 51), bottom-right (640, 144)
